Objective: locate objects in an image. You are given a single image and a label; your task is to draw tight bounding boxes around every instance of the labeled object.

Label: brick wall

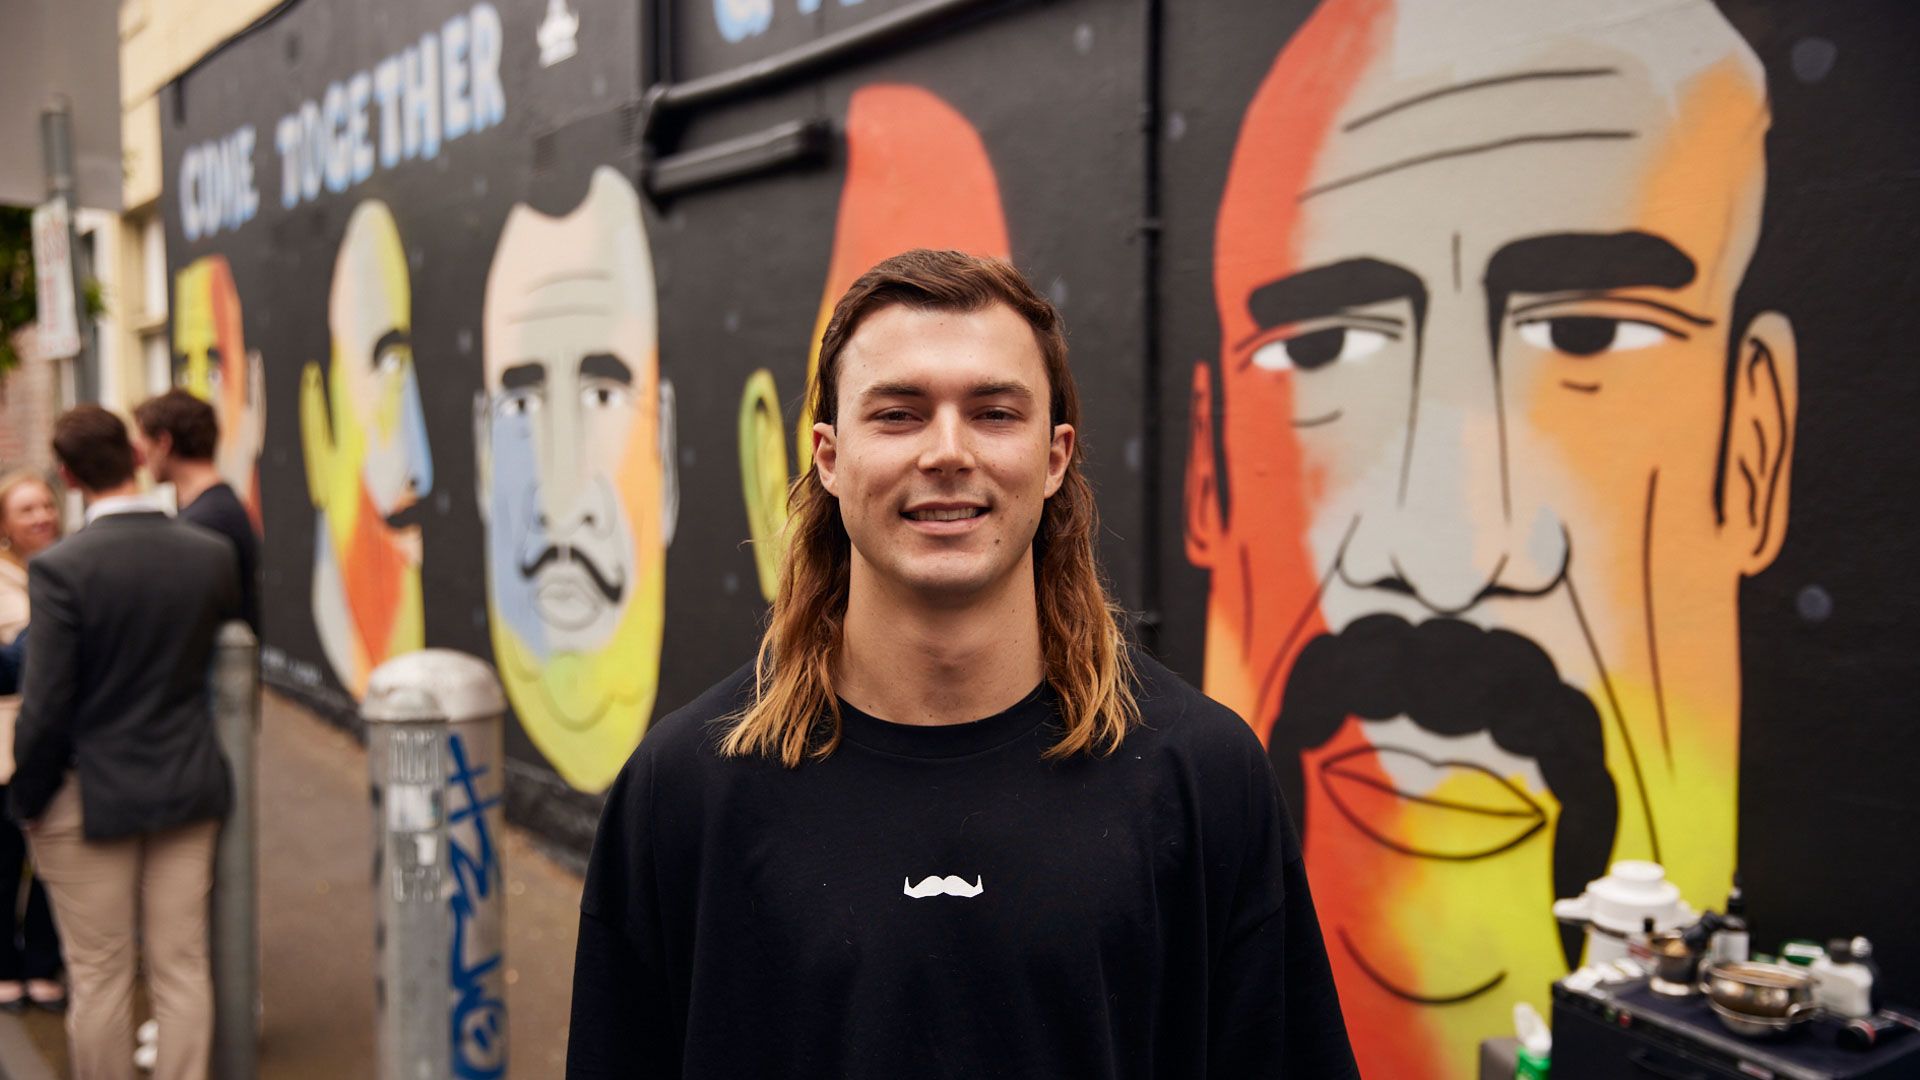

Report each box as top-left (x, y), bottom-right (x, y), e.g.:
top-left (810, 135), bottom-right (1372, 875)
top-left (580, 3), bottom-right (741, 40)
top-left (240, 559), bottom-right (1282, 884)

top-left (0, 326), bottom-right (60, 475)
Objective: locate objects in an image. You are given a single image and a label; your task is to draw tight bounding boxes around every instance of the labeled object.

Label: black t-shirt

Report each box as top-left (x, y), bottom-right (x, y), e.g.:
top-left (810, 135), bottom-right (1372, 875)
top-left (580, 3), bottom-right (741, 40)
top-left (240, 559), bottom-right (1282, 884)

top-left (568, 652), bottom-right (1357, 1079)
top-left (181, 482), bottom-right (260, 635)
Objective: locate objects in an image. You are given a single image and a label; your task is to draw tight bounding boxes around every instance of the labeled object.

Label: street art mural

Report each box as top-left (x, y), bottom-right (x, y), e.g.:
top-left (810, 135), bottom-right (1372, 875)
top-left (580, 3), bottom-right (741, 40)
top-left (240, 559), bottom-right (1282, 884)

top-left (158, 0), bottom-right (1920, 1064)
top-left (738, 84), bottom-right (1011, 598)
top-left (479, 166), bottom-right (677, 793)
top-left (301, 199), bottom-right (433, 700)
top-left (171, 255), bottom-right (268, 531)
top-left (1183, 0), bottom-right (1794, 1073)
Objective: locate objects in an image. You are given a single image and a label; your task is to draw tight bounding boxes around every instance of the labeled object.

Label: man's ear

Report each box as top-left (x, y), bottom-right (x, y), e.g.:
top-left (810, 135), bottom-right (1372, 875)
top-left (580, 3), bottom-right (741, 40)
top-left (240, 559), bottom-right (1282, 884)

top-left (1043, 424), bottom-right (1075, 498)
top-left (1185, 362), bottom-right (1225, 568)
top-left (471, 389), bottom-right (491, 525)
top-left (1722, 312), bottom-right (1796, 573)
top-left (658, 378), bottom-right (679, 547)
top-left (812, 421), bottom-right (838, 496)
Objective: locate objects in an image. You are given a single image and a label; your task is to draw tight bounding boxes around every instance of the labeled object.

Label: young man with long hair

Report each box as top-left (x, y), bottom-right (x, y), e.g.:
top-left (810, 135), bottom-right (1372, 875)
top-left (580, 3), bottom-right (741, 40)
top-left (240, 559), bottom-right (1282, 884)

top-left (568, 250), bottom-right (1355, 1077)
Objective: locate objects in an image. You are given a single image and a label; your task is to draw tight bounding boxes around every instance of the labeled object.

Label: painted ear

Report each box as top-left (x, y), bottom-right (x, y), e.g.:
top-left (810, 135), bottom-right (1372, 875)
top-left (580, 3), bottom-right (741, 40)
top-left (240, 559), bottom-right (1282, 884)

top-left (658, 377), bottom-right (679, 549)
top-left (736, 370), bottom-right (789, 601)
top-left (471, 389), bottom-right (491, 525)
top-left (299, 361), bottom-right (333, 511)
top-left (246, 349), bottom-right (267, 447)
top-left (1184, 362), bottom-right (1224, 568)
top-left (1722, 312), bottom-right (1797, 573)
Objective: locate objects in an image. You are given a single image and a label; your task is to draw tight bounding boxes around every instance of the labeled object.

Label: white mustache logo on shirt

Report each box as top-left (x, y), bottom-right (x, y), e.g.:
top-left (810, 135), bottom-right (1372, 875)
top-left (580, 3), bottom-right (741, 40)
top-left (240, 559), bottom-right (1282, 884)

top-left (903, 874), bottom-right (984, 899)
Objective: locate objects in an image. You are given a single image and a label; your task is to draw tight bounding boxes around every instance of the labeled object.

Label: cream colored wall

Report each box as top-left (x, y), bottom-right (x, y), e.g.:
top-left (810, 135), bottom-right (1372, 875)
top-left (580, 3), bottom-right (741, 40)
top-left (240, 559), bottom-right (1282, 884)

top-left (112, 0), bottom-right (281, 411)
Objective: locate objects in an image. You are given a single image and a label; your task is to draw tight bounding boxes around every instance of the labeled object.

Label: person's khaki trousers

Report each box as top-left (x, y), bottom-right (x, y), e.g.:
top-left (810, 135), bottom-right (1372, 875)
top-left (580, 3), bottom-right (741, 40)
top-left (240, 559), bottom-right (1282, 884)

top-left (27, 777), bottom-right (219, 1080)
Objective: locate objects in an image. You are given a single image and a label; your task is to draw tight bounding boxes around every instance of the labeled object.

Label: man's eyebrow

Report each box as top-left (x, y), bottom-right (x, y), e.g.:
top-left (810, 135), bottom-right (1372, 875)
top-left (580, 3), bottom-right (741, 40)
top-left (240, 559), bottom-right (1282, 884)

top-left (1484, 231), bottom-right (1697, 297)
top-left (580, 352), bottom-right (633, 384)
top-left (1246, 258), bottom-right (1427, 339)
top-left (500, 363), bottom-right (545, 391)
top-left (372, 328), bottom-right (410, 366)
top-left (969, 380), bottom-right (1034, 400)
top-left (857, 380), bottom-right (926, 402)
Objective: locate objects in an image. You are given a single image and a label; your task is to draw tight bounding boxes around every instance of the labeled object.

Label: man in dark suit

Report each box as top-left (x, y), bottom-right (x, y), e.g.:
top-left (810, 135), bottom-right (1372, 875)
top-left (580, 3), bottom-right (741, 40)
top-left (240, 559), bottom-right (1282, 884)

top-left (11, 405), bottom-right (239, 1080)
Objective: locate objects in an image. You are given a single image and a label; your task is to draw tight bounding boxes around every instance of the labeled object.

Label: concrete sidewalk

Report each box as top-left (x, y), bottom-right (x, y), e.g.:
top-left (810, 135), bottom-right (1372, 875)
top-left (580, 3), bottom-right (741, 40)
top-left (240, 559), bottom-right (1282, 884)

top-left (0, 690), bottom-right (584, 1078)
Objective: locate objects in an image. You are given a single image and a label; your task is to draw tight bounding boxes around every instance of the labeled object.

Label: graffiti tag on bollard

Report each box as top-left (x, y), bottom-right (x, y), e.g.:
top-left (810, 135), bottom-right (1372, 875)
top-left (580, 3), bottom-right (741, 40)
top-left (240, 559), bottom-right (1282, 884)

top-left (448, 732), bottom-right (506, 1079)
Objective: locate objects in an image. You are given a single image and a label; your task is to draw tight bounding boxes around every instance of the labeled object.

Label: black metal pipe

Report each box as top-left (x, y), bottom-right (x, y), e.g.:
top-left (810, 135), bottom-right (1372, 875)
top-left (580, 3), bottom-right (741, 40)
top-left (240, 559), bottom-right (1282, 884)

top-left (641, 0), bottom-right (1014, 138)
top-left (1137, 0), bottom-right (1165, 654)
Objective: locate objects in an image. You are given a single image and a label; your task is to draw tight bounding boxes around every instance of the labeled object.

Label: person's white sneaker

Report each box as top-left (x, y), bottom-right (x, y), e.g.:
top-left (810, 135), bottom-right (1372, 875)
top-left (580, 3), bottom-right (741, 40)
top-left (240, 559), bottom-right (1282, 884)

top-left (134, 1019), bottom-right (158, 1072)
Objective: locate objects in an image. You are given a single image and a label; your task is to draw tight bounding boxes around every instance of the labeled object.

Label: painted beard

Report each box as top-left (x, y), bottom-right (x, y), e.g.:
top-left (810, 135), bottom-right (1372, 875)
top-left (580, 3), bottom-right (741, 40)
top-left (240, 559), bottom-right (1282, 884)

top-left (1270, 613), bottom-right (1618, 968)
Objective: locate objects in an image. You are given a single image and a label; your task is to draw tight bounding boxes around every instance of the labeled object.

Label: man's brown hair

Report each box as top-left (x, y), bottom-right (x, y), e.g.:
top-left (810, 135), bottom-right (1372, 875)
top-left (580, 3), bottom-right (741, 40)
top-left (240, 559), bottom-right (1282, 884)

top-left (51, 405), bottom-right (137, 492)
top-left (134, 390), bottom-right (220, 462)
top-left (719, 248), bottom-right (1139, 766)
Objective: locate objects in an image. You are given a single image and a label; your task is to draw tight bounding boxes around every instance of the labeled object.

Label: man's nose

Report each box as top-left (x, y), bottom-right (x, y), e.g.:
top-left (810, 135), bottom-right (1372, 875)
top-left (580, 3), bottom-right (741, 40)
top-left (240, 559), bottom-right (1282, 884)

top-left (1340, 334), bottom-right (1560, 616)
top-left (917, 410), bottom-right (975, 474)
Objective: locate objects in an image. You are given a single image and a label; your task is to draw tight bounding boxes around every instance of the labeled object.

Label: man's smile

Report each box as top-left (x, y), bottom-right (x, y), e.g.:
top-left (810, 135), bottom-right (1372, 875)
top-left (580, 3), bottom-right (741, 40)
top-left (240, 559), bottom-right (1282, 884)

top-left (901, 501), bottom-right (991, 535)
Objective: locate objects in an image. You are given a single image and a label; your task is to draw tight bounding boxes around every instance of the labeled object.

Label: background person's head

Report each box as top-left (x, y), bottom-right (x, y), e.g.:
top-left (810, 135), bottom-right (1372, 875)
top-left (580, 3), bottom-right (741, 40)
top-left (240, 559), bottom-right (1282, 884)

top-left (52, 406), bottom-right (140, 500)
top-left (133, 390), bottom-right (220, 486)
top-left (722, 249), bottom-right (1134, 766)
top-left (478, 167), bottom-right (675, 793)
top-left (0, 471), bottom-right (61, 564)
top-left (172, 254), bottom-right (265, 516)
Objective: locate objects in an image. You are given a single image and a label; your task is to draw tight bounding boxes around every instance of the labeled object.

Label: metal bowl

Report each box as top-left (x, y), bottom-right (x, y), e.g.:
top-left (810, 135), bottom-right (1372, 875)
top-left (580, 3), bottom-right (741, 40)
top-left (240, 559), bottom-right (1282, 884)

top-left (1699, 961), bottom-right (1819, 1037)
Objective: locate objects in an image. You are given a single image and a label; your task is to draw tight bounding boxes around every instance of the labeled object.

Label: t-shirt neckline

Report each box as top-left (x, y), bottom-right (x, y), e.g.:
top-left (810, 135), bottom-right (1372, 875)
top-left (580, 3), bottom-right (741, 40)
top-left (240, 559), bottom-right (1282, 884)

top-left (836, 682), bottom-right (1052, 759)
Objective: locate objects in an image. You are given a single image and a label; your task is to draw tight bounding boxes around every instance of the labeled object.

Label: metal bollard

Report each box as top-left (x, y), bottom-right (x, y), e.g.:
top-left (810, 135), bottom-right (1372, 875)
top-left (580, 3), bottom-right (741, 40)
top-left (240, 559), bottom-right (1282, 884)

top-left (363, 650), bottom-right (509, 1080)
top-left (210, 621), bottom-right (260, 1080)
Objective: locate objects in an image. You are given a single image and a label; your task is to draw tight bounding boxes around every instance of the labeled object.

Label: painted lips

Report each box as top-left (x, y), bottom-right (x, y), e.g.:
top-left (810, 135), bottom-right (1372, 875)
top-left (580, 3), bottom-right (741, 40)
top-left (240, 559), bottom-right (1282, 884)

top-left (1318, 744), bottom-right (1547, 860)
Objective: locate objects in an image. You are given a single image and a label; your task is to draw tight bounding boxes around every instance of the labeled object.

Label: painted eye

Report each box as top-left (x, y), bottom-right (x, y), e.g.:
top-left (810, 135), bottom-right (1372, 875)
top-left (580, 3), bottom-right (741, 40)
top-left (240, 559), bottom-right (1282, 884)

top-left (1251, 327), bottom-right (1390, 372)
top-left (1517, 317), bottom-right (1668, 356)
top-left (581, 384), bottom-right (630, 410)
top-left (376, 348), bottom-right (407, 375)
top-left (497, 393), bottom-right (541, 418)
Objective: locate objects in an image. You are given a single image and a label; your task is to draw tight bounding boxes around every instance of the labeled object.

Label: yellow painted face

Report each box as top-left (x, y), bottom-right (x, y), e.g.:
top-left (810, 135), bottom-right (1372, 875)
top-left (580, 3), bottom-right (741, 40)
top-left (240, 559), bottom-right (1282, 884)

top-left (172, 255), bottom-right (264, 527)
top-left (305, 199), bottom-right (432, 699)
top-left (1192, 1), bottom-right (1795, 1076)
top-left (480, 168), bottom-right (670, 792)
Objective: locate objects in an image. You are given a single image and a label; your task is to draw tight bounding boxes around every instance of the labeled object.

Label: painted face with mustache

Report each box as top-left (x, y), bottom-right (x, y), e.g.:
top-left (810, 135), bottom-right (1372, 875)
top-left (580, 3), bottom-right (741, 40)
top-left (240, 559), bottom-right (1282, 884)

top-left (479, 167), bottom-right (676, 792)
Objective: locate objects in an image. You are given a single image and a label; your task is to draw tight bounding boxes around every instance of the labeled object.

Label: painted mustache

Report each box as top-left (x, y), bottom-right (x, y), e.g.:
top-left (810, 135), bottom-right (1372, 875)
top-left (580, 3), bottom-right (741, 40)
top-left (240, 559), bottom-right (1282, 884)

top-left (903, 875), bottom-right (984, 899)
top-left (518, 544), bottom-right (626, 604)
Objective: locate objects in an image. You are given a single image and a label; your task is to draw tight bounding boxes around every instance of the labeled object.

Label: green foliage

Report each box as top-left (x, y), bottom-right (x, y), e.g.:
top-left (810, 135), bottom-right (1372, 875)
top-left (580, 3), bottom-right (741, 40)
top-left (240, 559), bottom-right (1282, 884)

top-left (0, 206), bottom-right (34, 377)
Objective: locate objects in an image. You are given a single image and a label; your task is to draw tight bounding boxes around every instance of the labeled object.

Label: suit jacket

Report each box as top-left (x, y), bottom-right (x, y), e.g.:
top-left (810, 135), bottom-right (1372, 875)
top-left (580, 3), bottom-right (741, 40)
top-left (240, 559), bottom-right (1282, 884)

top-left (10, 511), bottom-right (241, 838)
top-left (0, 626), bottom-right (21, 697)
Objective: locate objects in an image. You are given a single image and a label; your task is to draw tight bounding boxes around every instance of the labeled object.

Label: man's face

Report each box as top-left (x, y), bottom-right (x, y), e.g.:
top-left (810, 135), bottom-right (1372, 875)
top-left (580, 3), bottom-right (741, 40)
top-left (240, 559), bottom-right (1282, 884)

top-left (815, 303), bottom-right (1072, 605)
top-left (329, 200), bottom-right (431, 552)
top-left (480, 168), bottom-right (670, 793)
top-left (172, 255), bottom-right (264, 512)
top-left (1190, 0), bottom-right (1795, 1071)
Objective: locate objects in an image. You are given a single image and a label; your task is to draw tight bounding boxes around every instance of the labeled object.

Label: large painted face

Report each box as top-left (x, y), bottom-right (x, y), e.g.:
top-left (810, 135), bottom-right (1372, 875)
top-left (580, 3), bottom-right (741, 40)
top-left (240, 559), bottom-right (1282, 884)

top-left (172, 255), bottom-right (265, 527)
top-left (479, 167), bottom-right (674, 793)
top-left (1188, 0), bottom-right (1796, 1073)
top-left (304, 198), bottom-right (432, 698)
top-left (329, 201), bottom-right (431, 534)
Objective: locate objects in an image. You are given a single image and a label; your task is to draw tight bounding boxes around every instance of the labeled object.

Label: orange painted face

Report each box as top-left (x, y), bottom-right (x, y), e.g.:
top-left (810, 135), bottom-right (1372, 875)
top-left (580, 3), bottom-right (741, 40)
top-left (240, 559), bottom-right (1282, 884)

top-left (1187, 0), bottom-right (1796, 1072)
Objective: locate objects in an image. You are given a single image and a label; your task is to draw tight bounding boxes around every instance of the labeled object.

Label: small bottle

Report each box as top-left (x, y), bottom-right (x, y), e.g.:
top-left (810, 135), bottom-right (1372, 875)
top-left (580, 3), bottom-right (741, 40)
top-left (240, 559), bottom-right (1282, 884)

top-left (1513, 1002), bottom-right (1551, 1080)
top-left (1711, 878), bottom-right (1749, 963)
top-left (1812, 938), bottom-right (1875, 1019)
